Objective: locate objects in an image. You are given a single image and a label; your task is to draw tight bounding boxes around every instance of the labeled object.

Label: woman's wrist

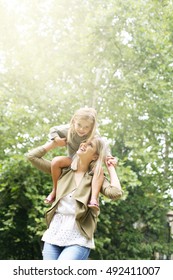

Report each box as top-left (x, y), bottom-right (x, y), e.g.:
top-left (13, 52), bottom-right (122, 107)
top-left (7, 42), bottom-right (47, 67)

top-left (43, 140), bottom-right (58, 151)
top-left (54, 136), bottom-right (60, 143)
top-left (107, 165), bottom-right (115, 173)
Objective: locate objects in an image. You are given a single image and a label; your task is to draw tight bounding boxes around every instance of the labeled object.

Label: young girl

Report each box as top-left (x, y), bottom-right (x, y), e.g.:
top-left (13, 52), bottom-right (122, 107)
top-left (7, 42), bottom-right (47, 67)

top-left (45, 107), bottom-right (116, 209)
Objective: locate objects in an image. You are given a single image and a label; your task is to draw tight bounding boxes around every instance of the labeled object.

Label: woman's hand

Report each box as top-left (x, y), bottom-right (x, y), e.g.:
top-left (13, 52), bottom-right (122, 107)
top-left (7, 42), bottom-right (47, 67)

top-left (54, 137), bottom-right (67, 146)
top-left (105, 157), bottom-right (121, 189)
top-left (42, 138), bottom-right (66, 151)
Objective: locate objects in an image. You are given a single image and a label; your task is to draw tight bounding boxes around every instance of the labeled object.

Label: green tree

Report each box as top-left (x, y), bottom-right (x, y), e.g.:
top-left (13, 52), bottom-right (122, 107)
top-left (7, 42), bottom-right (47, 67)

top-left (0, 0), bottom-right (173, 259)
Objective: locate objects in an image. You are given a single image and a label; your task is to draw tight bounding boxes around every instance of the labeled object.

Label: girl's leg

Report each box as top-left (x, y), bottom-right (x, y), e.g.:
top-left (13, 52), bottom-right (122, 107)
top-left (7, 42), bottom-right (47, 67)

top-left (42, 242), bottom-right (63, 260)
top-left (45, 156), bottom-right (72, 203)
top-left (88, 169), bottom-right (104, 210)
top-left (57, 245), bottom-right (90, 260)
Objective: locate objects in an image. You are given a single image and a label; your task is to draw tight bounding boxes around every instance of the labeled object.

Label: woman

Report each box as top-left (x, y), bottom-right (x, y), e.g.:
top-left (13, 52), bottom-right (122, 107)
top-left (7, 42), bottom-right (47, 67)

top-left (26, 136), bottom-right (123, 260)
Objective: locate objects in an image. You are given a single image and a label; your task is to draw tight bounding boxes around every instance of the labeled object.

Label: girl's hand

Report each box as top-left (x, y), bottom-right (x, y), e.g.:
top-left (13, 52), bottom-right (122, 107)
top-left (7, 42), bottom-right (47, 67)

top-left (105, 156), bottom-right (118, 167)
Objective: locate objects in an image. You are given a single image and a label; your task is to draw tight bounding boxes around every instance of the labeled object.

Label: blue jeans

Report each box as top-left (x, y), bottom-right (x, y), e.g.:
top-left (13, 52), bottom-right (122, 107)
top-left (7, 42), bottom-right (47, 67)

top-left (42, 242), bottom-right (91, 260)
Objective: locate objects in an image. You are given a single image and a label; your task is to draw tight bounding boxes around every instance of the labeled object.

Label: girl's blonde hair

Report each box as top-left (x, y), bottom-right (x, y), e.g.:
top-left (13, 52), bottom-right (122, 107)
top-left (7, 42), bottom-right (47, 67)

top-left (90, 136), bottom-right (107, 177)
top-left (67, 107), bottom-right (97, 143)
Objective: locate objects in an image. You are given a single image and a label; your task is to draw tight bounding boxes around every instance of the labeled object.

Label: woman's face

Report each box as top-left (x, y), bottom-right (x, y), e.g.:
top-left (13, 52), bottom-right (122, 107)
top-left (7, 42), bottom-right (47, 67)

top-left (77, 139), bottom-right (98, 161)
top-left (74, 119), bottom-right (93, 137)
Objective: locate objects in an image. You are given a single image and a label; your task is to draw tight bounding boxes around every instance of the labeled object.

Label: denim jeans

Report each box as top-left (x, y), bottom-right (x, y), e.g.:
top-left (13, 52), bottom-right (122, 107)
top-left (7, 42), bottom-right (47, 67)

top-left (42, 242), bottom-right (91, 260)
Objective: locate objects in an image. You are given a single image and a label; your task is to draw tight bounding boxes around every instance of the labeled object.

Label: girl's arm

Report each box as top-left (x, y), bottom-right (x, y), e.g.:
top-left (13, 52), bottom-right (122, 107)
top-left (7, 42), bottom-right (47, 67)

top-left (49, 124), bottom-right (69, 141)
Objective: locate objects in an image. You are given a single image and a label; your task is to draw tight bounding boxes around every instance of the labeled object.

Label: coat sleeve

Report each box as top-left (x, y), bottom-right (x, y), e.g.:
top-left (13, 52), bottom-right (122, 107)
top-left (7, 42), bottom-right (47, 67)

top-left (26, 146), bottom-right (51, 174)
top-left (49, 124), bottom-right (69, 140)
top-left (100, 177), bottom-right (123, 200)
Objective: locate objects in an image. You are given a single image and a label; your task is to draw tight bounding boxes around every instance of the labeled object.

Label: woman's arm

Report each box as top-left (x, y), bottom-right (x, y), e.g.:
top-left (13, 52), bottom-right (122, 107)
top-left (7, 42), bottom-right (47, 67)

top-left (100, 164), bottom-right (123, 200)
top-left (26, 141), bottom-right (59, 174)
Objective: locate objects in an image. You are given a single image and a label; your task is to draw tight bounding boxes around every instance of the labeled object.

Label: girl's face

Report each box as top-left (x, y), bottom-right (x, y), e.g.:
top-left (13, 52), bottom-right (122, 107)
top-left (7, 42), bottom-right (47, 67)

top-left (77, 139), bottom-right (98, 161)
top-left (74, 118), bottom-right (93, 137)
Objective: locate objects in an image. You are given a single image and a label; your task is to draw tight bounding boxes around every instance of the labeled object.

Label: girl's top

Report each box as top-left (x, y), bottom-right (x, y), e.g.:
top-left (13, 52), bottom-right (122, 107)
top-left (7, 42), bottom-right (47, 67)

top-left (49, 124), bottom-right (111, 158)
top-left (49, 124), bottom-right (88, 157)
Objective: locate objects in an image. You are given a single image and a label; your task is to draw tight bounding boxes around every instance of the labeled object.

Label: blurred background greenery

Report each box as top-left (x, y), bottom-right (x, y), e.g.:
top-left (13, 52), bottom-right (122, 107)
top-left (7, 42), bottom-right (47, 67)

top-left (0, 0), bottom-right (173, 259)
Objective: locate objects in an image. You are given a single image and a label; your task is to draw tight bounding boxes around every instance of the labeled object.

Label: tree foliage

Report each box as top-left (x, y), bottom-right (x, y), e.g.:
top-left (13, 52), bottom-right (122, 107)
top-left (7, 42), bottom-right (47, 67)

top-left (0, 0), bottom-right (173, 259)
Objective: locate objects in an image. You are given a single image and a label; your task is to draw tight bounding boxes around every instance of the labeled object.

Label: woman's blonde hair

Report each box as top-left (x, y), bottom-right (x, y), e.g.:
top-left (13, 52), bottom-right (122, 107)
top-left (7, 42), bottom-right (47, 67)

top-left (90, 136), bottom-right (107, 177)
top-left (67, 107), bottom-right (97, 143)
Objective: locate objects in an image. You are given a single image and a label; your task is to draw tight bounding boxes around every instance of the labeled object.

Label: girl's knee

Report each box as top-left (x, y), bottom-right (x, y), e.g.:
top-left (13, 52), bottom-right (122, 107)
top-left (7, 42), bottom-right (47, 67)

top-left (51, 156), bottom-right (61, 167)
top-left (51, 156), bottom-right (71, 168)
